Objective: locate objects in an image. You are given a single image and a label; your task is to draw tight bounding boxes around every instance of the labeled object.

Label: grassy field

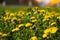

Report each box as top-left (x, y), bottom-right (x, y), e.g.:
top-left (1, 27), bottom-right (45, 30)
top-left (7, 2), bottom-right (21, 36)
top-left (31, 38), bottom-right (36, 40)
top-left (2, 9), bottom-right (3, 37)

top-left (0, 6), bottom-right (60, 12)
top-left (0, 6), bottom-right (60, 40)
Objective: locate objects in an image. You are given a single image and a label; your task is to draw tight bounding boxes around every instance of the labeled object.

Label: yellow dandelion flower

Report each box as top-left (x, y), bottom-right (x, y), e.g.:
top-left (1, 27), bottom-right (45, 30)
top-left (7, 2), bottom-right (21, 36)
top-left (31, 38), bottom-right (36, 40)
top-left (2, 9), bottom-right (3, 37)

top-left (30, 17), bottom-right (36, 20)
top-left (40, 10), bottom-right (45, 13)
top-left (10, 13), bottom-right (15, 16)
top-left (6, 12), bottom-right (10, 15)
top-left (51, 22), bottom-right (56, 25)
top-left (2, 34), bottom-right (8, 37)
top-left (45, 15), bottom-right (51, 19)
top-left (34, 11), bottom-right (37, 14)
top-left (42, 33), bottom-right (48, 38)
top-left (12, 28), bottom-right (20, 32)
top-left (44, 15), bottom-right (49, 19)
top-left (47, 13), bottom-right (54, 17)
top-left (43, 15), bottom-right (52, 22)
top-left (50, 27), bottom-right (58, 34)
top-left (3, 16), bottom-right (9, 21)
top-left (44, 29), bottom-right (50, 34)
top-left (18, 24), bottom-right (24, 28)
top-left (25, 23), bottom-right (32, 27)
top-left (43, 18), bottom-right (49, 22)
top-left (42, 19), bottom-right (46, 22)
top-left (18, 11), bottom-right (24, 16)
top-left (30, 36), bottom-right (38, 40)
top-left (31, 19), bottom-right (37, 22)
top-left (32, 7), bottom-right (36, 11)
top-left (57, 16), bottom-right (60, 20)
top-left (26, 12), bottom-right (31, 15)
top-left (11, 17), bottom-right (17, 22)
top-left (0, 32), bottom-right (3, 36)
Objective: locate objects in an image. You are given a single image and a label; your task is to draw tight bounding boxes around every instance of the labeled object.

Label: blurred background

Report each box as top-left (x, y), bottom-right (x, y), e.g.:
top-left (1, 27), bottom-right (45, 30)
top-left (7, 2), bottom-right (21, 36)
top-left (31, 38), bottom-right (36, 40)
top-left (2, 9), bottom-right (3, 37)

top-left (0, 0), bottom-right (60, 7)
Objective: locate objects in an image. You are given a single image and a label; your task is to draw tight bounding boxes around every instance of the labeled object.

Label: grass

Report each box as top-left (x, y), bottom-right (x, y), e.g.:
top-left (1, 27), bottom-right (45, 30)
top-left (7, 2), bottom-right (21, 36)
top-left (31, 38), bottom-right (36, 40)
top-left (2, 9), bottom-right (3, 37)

top-left (0, 6), bottom-right (60, 12)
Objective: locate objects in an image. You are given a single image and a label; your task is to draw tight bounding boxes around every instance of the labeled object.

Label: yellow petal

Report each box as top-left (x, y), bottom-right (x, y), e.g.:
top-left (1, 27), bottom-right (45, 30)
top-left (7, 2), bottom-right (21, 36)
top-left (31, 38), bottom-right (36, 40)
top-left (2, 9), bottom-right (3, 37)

top-left (42, 33), bottom-right (48, 38)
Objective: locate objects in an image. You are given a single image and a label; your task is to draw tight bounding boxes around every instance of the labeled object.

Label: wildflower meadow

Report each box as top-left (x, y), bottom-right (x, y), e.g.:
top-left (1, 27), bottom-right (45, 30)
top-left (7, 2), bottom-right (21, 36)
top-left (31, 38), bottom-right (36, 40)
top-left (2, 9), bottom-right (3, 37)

top-left (0, 6), bottom-right (60, 40)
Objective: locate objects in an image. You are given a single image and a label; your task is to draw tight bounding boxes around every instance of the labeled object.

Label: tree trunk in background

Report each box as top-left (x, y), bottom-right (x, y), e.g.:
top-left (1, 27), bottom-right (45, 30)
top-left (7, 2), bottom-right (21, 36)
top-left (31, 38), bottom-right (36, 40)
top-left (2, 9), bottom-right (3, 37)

top-left (2, 0), bottom-right (6, 6)
top-left (23, 0), bottom-right (29, 5)
top-left (28, 0), bottom-right (32, 6)
top-left (6, 0), bottom-right (19, 5)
